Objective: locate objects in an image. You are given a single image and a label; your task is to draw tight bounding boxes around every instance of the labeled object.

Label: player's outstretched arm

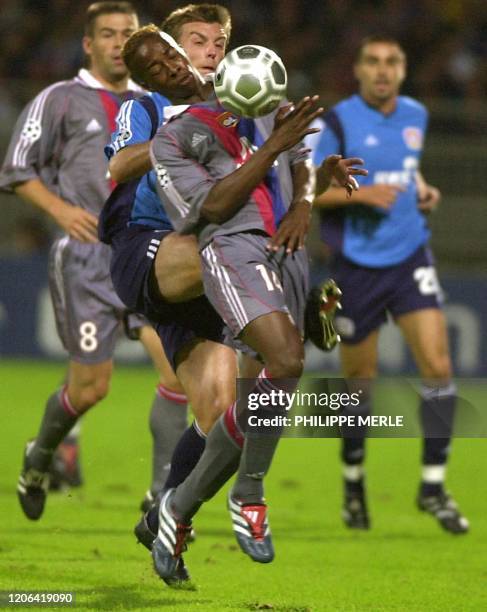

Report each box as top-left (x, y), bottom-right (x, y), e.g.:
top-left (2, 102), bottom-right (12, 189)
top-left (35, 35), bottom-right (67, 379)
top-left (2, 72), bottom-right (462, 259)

top-left (266, 159), bottom-right (314, 253)
top-left (109, 142), bottom-right (152, 183)
top-left (314, 154), bottom-right (401, 213)
top-left (314, 182), bottom-right (403, 211)
top-left (15, 179), bottom-right (98, 243)
top-left (202, 96), bottom-right (323, 224)
top-left (316, 154), bottom-right (367, 197)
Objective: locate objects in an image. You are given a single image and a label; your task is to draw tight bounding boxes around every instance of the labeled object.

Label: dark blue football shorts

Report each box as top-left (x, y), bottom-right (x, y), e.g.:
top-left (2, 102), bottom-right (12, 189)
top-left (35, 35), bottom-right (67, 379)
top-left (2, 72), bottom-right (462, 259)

top-left (331, 244), bottom-right (442, 344)
top-left (110, 224), bottom-right (225, 369)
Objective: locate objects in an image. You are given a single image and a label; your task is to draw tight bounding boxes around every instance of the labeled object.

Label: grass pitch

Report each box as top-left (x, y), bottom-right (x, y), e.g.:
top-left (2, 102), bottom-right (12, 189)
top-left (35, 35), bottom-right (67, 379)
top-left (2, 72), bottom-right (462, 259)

top-left (0, 360), bottom-right (485, 611)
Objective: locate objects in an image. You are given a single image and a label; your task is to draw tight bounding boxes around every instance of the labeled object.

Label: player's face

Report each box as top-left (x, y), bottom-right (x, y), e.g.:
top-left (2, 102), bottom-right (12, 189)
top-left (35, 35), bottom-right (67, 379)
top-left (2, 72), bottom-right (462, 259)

top-left (83, 12), bottom-right (139, 81)
top-left (133, 38), bottom-right (199, 99)
top-left (177, 21), bottom-right (227, 75)
top-left (354, 42), bottom-right (406, 103)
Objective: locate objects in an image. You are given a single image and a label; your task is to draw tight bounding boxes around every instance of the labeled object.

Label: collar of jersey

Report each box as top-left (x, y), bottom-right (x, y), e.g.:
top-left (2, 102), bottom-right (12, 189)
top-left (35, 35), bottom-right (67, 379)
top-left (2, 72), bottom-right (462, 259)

top-left (76, 68), bottom-right (142, 92)
top-left (163, 104), bottom-right (190, 121)
top-left (356, 93), bottom-right (399, 120)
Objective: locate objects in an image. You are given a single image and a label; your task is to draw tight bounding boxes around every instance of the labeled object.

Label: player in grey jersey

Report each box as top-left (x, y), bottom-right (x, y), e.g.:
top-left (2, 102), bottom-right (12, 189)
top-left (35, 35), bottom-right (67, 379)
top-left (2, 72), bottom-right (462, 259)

top-left (121, 27), bottom-right (366, 580)
top-left (0, 2), bottom-right (190, 521)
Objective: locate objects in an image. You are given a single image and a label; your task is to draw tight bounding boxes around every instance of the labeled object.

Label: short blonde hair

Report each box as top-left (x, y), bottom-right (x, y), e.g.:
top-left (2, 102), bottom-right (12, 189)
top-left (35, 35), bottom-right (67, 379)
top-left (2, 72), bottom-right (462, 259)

top-left (161, 3), bottom-right (231, 43)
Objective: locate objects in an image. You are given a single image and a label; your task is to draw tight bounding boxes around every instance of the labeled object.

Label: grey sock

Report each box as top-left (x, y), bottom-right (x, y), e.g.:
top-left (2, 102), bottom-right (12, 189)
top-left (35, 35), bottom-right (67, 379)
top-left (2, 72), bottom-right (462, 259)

top-left (231, 372), bottom-right (289, 504)
top-left (172, 417), bottom-right (241, 523)
top-left (64, 420), bottom-right (81, 443)
top-left (28, 389), bottom-right (78, 472)
top-left (149, 388), bottom-right (188, 494)
top-left (231, 430), bottom-right (281, 504)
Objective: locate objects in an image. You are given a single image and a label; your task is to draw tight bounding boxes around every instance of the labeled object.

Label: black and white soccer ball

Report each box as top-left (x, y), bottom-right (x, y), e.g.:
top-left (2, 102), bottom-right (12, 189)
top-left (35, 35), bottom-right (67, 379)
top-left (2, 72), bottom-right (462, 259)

top-left (214, 45), bottom-right (287, 118)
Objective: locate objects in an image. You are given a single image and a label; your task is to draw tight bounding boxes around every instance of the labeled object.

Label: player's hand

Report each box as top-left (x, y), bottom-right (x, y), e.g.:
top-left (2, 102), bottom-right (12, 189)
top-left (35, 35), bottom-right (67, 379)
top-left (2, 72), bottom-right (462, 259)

top-left (321, 155), bottom-right (368, 197)
top-left (266, 199), bottom-right (311, 253)
top-left (418, 183), bottom-right (441, 214)
top-left (359, 184), bottom-right (405, 210)
top-left (268, 96), bottom-right (324, 154)
top-left (54, 201), bottom-right (99, 243)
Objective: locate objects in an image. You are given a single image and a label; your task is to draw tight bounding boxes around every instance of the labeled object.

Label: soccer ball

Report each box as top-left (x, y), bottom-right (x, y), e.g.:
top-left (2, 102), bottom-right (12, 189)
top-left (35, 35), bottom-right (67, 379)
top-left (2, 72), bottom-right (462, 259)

top-left (214, 45), bottom-right (287, 118)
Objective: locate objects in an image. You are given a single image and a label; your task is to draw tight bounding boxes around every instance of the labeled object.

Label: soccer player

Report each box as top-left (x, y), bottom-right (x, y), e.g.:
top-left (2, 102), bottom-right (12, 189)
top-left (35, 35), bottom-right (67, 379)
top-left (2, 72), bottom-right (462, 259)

top-left (104, 5), bottom-right (244, 522)
top-left (117, 27), bottom-right (366, 581)
top-left (0, 2), bottom-right (186, 520)
top-left (308, 36), bottom-right (468, 533)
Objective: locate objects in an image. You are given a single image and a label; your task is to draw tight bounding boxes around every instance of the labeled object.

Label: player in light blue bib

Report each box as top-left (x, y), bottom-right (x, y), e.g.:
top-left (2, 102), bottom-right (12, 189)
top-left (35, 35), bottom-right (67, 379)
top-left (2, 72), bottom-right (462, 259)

top-left (308, 35), bottom-right (468, 535)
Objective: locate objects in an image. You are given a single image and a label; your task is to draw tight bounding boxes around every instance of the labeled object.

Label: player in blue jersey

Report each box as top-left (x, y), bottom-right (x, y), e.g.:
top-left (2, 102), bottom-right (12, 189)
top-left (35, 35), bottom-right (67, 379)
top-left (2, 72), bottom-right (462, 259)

top-left (105, 4), bottom-right (234, 514)
top-left (308, 36), bottom-right (468, 534)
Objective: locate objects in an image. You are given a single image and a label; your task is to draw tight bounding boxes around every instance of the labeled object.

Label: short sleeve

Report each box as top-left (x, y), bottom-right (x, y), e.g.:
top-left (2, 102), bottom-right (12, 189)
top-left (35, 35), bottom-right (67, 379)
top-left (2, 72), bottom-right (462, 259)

top-left (0, 83), bottom-right (65, 192)
top-left (105, 98), bottom-right (155, 160)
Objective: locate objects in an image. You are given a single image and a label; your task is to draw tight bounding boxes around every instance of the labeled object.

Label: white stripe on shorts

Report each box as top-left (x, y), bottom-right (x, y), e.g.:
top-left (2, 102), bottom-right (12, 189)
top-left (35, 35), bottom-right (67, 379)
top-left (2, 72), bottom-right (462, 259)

top-left (203, 244), bottom-right (249, 331)
top-left (53, 236), bottom-right (70, 312)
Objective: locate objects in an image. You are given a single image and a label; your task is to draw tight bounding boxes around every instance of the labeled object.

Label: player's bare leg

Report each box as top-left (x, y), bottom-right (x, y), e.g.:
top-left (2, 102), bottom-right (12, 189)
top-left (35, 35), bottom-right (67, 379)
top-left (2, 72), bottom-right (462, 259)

top-left (160, 340), bottom-right (238, 500)
top-left (338, 330), bottom-right (379, 529)
top-left (18, 359), bottom-right (113, 520)
top-left (149, 340), bottom-right (238, 584)
top-left (138, 325), bottom-right (188, 510)
top-left (397, 308), bottom-right (468, 533)
top-left (153, 234), bottom-right (203, 302)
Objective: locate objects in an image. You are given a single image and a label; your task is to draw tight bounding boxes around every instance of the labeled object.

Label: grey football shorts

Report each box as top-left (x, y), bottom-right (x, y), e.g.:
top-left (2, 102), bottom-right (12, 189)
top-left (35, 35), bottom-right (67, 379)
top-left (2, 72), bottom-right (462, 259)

top-left (48, 236), bottom-right (147, 364)
top-left (201, 231), bottom-right (309, 340)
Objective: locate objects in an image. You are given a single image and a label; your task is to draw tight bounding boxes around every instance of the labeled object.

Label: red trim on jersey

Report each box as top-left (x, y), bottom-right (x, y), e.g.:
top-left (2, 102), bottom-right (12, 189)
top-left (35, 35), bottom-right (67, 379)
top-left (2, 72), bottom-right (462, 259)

top-left (97, 91), bottom-right (119, 192)
top-left (187, 107), bottom-right (276, 235)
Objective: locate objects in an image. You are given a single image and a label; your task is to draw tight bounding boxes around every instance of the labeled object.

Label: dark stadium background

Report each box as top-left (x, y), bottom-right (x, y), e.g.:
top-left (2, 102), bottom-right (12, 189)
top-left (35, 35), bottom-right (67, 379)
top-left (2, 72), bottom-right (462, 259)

top-left (0, 0), bottom-right (486, 375)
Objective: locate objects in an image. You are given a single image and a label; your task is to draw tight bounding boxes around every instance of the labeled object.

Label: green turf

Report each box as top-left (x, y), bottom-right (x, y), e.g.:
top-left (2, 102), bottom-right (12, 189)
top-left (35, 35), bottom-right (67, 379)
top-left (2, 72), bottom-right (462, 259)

top-left (0, 360), bottom-right (485, 611)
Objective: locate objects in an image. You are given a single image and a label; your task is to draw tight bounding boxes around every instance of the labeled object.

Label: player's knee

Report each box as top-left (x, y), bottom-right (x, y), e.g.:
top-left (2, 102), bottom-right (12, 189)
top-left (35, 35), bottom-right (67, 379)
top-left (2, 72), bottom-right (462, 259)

top-left (343, 363), bottom-right (377, 378)
top-left (267, 343), bottom-right (304, 379)
top-left (421, 354), bottom-right (452, 382)
top-left (71, 379), bottom-right (110, 413)
top-left (191, 387), bottom-right (234, 433)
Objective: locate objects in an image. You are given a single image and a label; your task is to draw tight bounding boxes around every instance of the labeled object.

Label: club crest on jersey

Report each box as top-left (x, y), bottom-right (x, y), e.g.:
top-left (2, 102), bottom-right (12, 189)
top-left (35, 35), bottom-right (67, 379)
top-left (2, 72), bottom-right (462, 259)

top-left (216, 111), bottom-right (239, 128)
top-left (402, 126), bottom-right (423, 150)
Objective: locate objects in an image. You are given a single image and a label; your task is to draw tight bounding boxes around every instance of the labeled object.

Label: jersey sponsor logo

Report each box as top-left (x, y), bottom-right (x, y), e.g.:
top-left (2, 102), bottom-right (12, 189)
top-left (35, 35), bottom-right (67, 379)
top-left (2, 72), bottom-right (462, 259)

top-left (364, 134), bottom-right (379, 147)
top-left (402, 126), bottom-right (423, 150)
top-left (191, 132), bottom-right (208, 148)
top-left (21, 118), bottom-right (42, 143)
top-left (86, 118), bottom-right (102, 133)
top-left (216, 111), bottom-right (239, 128)
top-left (373, 156), bottom-right (418, 186)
